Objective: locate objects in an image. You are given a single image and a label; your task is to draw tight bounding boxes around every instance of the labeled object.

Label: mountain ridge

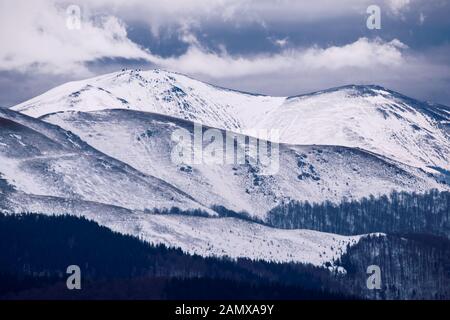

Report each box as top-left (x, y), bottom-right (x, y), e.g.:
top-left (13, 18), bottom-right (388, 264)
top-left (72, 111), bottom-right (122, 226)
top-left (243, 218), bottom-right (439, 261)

top-left (11, 69), bottom-right (450, 172)
top-left (1, 73), bottom-right (449, 272)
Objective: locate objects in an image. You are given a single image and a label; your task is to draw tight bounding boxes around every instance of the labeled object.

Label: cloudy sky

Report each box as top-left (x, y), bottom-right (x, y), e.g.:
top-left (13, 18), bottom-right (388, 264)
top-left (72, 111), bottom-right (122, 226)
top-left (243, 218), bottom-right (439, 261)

top-left (1, 0), bottom-right (449, 107)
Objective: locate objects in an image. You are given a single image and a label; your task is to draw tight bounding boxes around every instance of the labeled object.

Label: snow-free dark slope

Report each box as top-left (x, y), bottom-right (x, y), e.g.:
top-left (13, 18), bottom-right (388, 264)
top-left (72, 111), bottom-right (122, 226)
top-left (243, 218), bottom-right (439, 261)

top-left (11, 69), bottom-right (450, 171)
top-left (41, 109), bottom-right (447, 218)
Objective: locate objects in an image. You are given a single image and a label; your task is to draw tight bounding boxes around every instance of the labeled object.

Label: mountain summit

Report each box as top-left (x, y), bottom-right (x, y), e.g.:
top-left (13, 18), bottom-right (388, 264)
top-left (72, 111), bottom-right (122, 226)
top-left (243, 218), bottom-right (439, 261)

top-left (2, 69), bottom-right (449, 274)
top-left (11, 69), bottom-right (450, 171)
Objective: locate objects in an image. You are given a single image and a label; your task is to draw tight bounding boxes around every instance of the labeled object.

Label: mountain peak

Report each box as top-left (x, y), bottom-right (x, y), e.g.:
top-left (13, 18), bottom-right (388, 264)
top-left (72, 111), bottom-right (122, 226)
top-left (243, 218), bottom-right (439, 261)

top-left (9, 70), bottom-right (449, 171)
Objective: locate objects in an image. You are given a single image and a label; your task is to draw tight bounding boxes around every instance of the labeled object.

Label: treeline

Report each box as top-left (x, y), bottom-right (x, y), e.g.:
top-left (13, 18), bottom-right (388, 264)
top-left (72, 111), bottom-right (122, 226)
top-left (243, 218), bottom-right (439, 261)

top-left (1, 212), bottom-right (449, 299)
top-left (0, 212), bottom-right (348, 299)
top-left (266, 189), bottom-right (450, 238)
top-left (149, 206), bottom-right (210, 217)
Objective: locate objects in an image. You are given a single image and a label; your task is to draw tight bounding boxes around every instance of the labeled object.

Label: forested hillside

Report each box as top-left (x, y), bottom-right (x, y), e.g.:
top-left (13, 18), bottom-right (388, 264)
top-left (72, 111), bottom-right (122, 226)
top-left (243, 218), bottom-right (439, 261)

top-left (267, 190), bottom-right (450, 237)
top-left (1, 213), bottom-right (449, 299)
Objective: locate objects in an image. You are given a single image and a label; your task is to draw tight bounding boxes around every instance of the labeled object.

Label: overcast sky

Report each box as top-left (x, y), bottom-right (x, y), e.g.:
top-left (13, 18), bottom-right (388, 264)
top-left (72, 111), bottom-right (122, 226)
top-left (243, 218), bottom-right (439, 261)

top-left (1, 0), bottom-right (449, 107)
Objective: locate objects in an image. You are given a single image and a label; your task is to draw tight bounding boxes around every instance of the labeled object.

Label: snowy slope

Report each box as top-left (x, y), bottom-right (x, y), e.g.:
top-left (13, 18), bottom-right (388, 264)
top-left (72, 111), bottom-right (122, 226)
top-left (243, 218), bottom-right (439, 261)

top-left (12, 69), bottom-right (284, 131)
top-left (0, 108), bottom-right (209, 213)
top-left (112, 214), bottom-right (365, 266)
top-left (11, 70), bottom-right (449, 171)
top-left (2, 72), bottom-right (447, 269)
top-left (1, 191), bottom-right (365, 267)
top-left (257, 85), bottom-right (450, 171)
top-left (41, 109), bottom-right (447, 218)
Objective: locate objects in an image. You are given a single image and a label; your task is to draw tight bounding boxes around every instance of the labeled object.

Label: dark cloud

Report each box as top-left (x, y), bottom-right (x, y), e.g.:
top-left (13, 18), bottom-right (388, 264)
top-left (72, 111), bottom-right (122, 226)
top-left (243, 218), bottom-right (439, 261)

top-left (1, 0), bottom-right (449, 106)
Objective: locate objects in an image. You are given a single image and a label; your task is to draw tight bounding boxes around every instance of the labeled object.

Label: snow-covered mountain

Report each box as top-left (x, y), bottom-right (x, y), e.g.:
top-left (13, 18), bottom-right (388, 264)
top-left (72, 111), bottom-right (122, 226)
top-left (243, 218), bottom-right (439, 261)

top-left (12, 69), bottom-right (282, 131)
top-left (0, 108), bottom-right (377, 267)
top-left (259, 85), bottom-right (450, 172)
top-left (11, 69), bottom-right (450, 171)
top-left (2, 69), bottom-right (449, 269)
top-left (40, 109), bottom-right (446, 218)
top-left (3, 107), bottom-right (444, 219)
top-left (0, 108), bottom-right (208, 213)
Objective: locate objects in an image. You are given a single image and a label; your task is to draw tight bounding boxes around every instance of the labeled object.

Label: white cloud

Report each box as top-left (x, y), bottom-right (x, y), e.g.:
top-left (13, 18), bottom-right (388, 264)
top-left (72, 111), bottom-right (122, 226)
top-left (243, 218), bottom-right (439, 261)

top-left (0, 0), bottom-right (410, 78)
top-left (1, 0), bottom-right (449, 106)
top-left (56, 0), bottom-right (428, 35)
top-left (0, 0), bottom-right (153, 75)
top-left (153, 38), bottom-right (408, 78)
top-left (146, 36), bottom-right (450, 106)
